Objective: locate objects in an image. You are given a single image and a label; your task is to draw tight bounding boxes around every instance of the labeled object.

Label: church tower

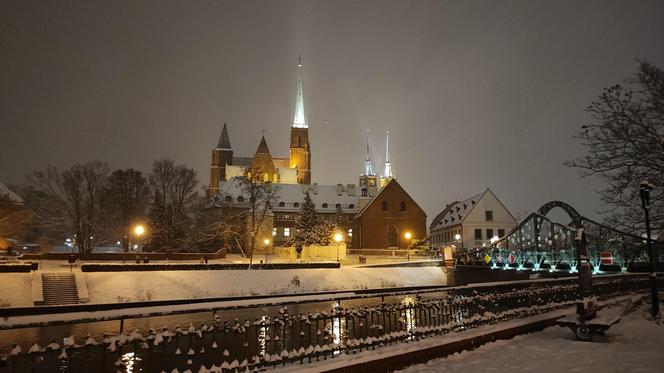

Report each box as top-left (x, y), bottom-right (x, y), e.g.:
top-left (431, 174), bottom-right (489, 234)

top-left (208, 123), bottom-right (233, 196)
top-left (359, 129), bottom-right (378, 206)
top-left (289, 56), bottom-right (312, 185)
top-left (379, 130), bottom-right (394, 188)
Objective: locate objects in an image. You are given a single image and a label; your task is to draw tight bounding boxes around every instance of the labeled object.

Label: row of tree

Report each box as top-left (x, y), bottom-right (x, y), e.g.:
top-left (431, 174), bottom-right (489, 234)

top-left (9, 159), bottom-right (210, 253)
top-left (5, 159), bottom-right (345, 258)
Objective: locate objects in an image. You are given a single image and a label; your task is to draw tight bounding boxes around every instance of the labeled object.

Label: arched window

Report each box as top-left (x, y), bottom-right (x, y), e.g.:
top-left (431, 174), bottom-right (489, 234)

top-left (294, 202), bottom-right (300, 208)
top-left (400, 201), bottom-right (406, 212)
top-left (278, 202), bottom-right (285, 207)
top-left (382, 201), bottom-right (389, 211)
top-left (322, 203), bottom-right (328, 208)
top-left (225, 195), bottom-right (232, 202)
top-left (388, 225), bottom-right (398, 247)
top-left (237, 196), bottom-right (244, 202)
top-left (335, 203), bottom-right (342, 209)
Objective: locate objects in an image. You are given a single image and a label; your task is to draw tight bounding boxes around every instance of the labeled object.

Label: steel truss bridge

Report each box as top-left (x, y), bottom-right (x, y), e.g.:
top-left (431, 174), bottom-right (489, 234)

top-left (457, 201), bottom-right (663, 273)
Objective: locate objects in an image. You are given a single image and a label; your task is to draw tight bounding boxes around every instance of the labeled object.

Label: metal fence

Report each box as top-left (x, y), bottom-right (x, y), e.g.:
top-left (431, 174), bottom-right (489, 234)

top-left (1, 274), bottom-right (660, 373)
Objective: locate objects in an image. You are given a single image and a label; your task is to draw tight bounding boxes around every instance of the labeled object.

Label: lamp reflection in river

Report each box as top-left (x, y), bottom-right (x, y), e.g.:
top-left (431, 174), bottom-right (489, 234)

top-left (121, 352), bottom-right (141, 373)
top-left (258, 315), bottom-right (268, 356)
top-left (402, 296), bottom-right (416, 332)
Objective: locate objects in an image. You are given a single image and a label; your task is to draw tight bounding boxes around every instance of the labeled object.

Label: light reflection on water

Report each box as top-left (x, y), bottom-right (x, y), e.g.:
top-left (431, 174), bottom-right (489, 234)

top-left (121, 352), bottom-right (141, 373)
top-left (258, 315), bottom-right (267, 356)
top-left (402, 296), bottom-right (416, 331)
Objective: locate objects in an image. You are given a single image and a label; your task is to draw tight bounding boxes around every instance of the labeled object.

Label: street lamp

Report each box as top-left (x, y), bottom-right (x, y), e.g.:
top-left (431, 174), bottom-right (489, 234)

top-left (134, 225), bottom-right (145, 253)
top-left (334, 232), bottom-right (343, 262)
top-left (264, 238), bottom-right (270, 265)
top-left (639, 180), bottom-right (659, 318)
top-left (404, 232), bottom-right (412, 261)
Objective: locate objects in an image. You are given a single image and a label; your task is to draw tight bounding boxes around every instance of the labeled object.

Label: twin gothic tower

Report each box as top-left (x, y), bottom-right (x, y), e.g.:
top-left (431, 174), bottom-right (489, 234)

top-left (208, 57), bottom-right (311, 195)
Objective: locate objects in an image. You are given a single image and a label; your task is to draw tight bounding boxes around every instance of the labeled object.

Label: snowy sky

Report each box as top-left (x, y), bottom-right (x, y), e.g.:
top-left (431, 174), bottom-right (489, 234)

top-left (2, 0), bottom-right (664, 223)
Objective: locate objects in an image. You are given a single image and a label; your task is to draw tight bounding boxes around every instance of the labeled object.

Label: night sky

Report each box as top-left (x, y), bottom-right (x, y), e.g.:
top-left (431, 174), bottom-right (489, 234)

top-left (2, 0), bottom-right (664, 223)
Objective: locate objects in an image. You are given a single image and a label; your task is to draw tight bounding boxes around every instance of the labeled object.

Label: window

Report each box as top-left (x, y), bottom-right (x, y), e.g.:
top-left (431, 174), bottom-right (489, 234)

top-left (322, 203), bottom-right (328, 208)
top-left (283, 213), bottom-right (291, 220)
top-left (498, 229), bottom-right (505, 238)
top-left (237, 196), bottom-right (244, 202)
top-left (349, 204), bottom-right (355, 209)
top-left (284, 228), bottom-right (290, 237)
top-left (388, 226), bottom-right (398, 247)
top-left (382, 200), bottom-right (388, 211)
top-left (361, 189), bottom-right (368, 197)
top-left (278, 202), bottom-right (285, 207)
top-left (485, 210), bottom-right (493, 221)
top-left (486, 229), bottom-right (494, 240)
top-left (293, 202), bottom-right (300, 208)
top-left (225, 195), bottom-right (232, 202)
top-left (474, 229), bottom-right (482, 240)
top-left (400, 201), bottom-right (406, 212)
top-left (348, 228), bottom-right (352, 237)
top-left (335, 203), bottom-right (342, 209)
top-left (272, 228), bottom-right (277, 236)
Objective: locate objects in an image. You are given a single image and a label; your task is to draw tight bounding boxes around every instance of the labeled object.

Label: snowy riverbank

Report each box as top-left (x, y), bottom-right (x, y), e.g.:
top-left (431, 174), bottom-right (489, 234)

top-left (85, 266), bottom-right (449, 303)
top-left (398, 304), bottom-right (664, 373)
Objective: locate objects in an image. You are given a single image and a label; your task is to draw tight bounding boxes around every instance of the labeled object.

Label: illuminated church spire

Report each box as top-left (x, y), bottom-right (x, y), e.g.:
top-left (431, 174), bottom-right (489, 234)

top-left (363, 129), bottom-right (375, 176)
top-left (291, 56), bottom-right (307, 128)
top-left (383, 130), bottom-right (393, 178)
top-left (380, 130), bottom-right (394, 187)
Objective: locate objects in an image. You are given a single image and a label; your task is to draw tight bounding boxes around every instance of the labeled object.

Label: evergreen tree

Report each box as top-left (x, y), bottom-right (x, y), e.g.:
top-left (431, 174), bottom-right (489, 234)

top-left (291, 192), bottom-right (319, 253)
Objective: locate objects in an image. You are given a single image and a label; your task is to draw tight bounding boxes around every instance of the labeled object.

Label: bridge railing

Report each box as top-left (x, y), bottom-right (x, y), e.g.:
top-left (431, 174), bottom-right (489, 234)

top-left (456, 211), bottom-right (661, 272)
top-left (1, 274), bottom-right (660, 373)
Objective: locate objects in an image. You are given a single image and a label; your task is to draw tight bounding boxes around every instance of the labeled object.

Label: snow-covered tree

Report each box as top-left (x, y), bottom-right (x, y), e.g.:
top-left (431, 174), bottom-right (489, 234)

top-left (290, 192), bottom-right (336, 253)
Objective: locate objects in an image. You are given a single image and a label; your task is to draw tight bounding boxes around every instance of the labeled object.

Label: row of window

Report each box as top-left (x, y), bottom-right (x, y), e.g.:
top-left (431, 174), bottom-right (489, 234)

top-left (225, 195), bottom-right (357, 210)
top-left (381, 201), bottom-right (407, 212)
top-left (474, 228), bottom-right (506, 240)
top-left (272, 227), bottom-right (353, 238)
top-left (275, 213), bottom-right (353, 221)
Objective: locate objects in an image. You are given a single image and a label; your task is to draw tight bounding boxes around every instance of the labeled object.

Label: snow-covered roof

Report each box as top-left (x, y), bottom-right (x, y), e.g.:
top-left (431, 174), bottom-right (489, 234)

top-left (218, 178), bottom-right (360, 214)
top-left (0, 182), bottom-right (23, 204)
top-left (430, 191), bottom-right (484, 230)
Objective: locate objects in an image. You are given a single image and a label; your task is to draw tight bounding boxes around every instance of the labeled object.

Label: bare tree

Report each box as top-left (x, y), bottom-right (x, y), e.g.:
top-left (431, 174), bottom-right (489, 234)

top-left (27, 161), bottom-right (110, 253)
top-left (566, 61), bottom-right (663, 237)
top-left (147, 159), bottom-right (199, 252)
top-left (105, 169), bottom-right (149, 249)
top-left (0, 195), bottom-right (31, 241)
top-left (188, 195), bottom-right (245, 252)
top-left (236, 171), bottom-right (279, 266)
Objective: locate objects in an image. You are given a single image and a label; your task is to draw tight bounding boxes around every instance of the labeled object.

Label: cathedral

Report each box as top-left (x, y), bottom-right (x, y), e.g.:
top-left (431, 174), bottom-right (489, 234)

top-left (208, 57), bottom-right (311, 196)
top-left (206, 57), bottom-right (427, 253)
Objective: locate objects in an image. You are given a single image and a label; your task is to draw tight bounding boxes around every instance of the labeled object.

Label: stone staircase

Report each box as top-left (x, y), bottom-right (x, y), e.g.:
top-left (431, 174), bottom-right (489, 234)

top-left (42, 273), bottom-right (79, 305)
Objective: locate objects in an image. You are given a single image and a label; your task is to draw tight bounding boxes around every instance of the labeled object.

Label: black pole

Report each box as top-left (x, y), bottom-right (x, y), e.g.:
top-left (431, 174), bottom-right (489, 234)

top-left (640, 181), bottom-right (660, 318)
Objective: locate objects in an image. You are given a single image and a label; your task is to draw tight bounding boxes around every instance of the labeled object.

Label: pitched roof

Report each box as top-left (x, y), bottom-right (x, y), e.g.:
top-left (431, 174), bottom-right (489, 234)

top-left (255, 136), bottom-right (271, 155)
top-left (354, 178), bottom-right (426, 219)
top-left (430, 191), bottom-right (484, 230)
top-left (218, 178), bottom-right (360, 214)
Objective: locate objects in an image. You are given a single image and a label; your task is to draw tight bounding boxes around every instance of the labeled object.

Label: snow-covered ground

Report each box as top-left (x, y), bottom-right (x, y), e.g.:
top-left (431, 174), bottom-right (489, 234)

top-left (0, 273), bottom-right (32, 307)
top-left (398, 305), bottom-right (664, 373)
top-left (85, 266), bottom-right (449, 303)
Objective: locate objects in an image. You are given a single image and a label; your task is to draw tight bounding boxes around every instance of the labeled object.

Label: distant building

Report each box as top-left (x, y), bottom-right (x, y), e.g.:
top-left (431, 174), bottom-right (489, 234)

top-left (429, 188), bottom-right (517, 249)
top-left (208, 57), bottom-right (311, 196)
top-left (207, 57), bottom-right (425, 255)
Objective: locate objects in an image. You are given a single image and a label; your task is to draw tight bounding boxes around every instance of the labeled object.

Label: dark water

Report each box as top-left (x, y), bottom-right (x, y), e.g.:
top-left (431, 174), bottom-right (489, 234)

top-left (0, 294), bottom-right (433, 372)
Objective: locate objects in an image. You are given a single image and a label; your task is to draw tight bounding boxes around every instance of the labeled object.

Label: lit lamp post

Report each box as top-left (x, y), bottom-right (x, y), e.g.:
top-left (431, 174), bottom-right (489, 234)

top-left (334, 232), bottom-right (344, 262)
top-left (639, 181), bottom-right (659, 318)
top-left (405, 232), bottom-right (412, 261)
top-left (134, 225), bottom-right (145, 253)
top-left (264, 238), bottom-right (270, 265)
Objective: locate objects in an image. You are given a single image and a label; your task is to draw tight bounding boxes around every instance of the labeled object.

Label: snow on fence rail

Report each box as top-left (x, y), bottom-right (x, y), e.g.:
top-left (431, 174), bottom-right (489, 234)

top-left (0, 274), bottom-right (661, 372)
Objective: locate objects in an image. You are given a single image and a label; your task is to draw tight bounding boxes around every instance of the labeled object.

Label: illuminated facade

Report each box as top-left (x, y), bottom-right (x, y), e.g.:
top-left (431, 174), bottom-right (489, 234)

top-left (208, 57), bottom-right (311, 196)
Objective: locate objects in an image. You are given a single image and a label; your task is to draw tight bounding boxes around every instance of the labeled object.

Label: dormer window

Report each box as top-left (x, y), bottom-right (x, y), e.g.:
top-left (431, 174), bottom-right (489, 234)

top-left (237, 196), bottom-right (244, 202)
top-left (278, 202), bottom-right (285, 207)
top-left (322, 203), bottom-right (328, 208)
